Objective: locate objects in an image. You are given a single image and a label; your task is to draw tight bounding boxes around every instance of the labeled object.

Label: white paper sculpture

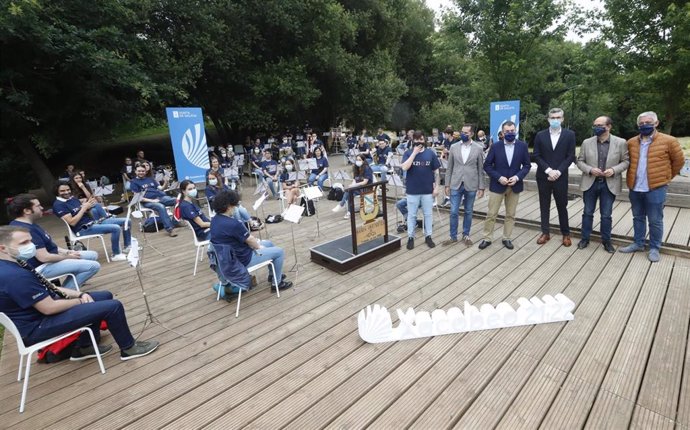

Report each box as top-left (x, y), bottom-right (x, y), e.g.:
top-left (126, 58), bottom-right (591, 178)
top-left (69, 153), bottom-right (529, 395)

top-left (357, 294), bottom-right (575, 343)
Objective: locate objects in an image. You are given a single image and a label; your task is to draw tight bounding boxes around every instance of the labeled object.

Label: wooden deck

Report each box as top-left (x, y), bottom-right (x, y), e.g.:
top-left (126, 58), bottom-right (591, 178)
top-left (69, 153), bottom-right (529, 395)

top-left (1, 191), bottom-right (689, 429)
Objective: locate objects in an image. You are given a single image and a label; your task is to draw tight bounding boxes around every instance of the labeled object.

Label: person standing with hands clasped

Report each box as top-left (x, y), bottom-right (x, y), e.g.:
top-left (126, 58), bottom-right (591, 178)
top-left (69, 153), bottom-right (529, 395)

top-left (576, 116), bottom-right (629, 252)
top-left (619, 111), bottom-right (684, 262)
top-left (478, 121), bottom-right (531, 250)
top-left (443, 124), bottom-right (485, 246)
top-left (532, 108), bottom-right (576, 247)
top-left (402, 131), bottom-right (441, 250)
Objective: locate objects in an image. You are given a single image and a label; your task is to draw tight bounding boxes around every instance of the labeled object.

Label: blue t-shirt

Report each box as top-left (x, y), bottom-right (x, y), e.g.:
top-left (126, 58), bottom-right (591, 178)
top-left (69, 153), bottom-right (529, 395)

top-left (179, 200), bottom-right (210, 238)
top-left (52, 197), bottom-right (93, 232)
top-left (346, 137), bottom-right (357, 149)
top-left (376, 133), bottom-right (391, 142)
top-left (312, 156), bottom-right (329, 175)
top-left (375, 146), bottom-right (390, 165)
top-left (250, 154), bottom-right (263, 168)
top-left (8, 220), bottom-right (57, 268)
top-left (358, 143), bottom-right (371, 156)
top-left (205, 184), bottom-right (229, 202)
top-left (261, 160), bottom-right (279, 176)
top-left (0, 260), bottom-right (57, 338)
top-left (403, 148), bottom-right (440, 195)
top-left (130, 177), bottom-right (166, 199)
top-left (280, 171), bottom-right (298, 186)
top-left (210, 214), bottom-right (252, 266)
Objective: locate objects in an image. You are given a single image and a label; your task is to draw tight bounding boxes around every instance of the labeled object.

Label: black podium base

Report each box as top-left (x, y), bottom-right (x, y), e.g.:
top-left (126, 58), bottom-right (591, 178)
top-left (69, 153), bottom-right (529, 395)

top-left (309, 234), bottom-right (402, 274)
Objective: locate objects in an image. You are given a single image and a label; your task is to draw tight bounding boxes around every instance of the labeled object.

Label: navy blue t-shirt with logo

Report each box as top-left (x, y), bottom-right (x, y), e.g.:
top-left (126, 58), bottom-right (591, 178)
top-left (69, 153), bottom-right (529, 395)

top-left (0, 260), bottom-right (57, 338)
top-left (130, 177), bottom-right (166, 199)
top-left (179, 200), bottom-right (210, 238)
top-left (312, 156), bottom-right (329, 175)
top-left (210, 214), bottom-right (252, 266)
top-left (403, 148), bottom-right (440, 195)
top-left (52, 197), bottom-right (93, 232)
top-left (261, 160), bottom-right (279, 176)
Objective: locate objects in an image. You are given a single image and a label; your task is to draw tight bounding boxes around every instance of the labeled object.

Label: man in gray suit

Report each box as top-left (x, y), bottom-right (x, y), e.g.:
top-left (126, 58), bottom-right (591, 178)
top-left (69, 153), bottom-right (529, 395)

top-left (576, 115), bottom-right (630, 252)
top-left (443, 124), bottom-right (485, 246)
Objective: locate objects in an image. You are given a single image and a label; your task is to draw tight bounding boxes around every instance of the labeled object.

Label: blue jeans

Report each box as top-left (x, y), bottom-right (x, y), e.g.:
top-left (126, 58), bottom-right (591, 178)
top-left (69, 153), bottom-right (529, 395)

top-left (581, 180), bottom-right (616, 242)
top-left (407, 194), bottom-right (433, 238)
top-left (142, 195), bottom-right (176, 231)
top-left (370, 165), bottom-right (388, 182)
top-left (265, 177), bottom-right (279, 197)
top-left (308, 173), bottom-right (328, 190)
top-left (235, 205), bottom-right (251, 223)
top-left (36, 250), bottom-right (100, 290)
top-left (248, 240), bottom-right (285, 283)
top-left (629, 186), bottom-right (667, 250)
top-left (396, 199), bottom-right (407, 217)
top-left (23, 291), bottom-right (136, 350)
top-left (80, 217), bottom-right (131, 255)
top-left (253, 168), bottom-right (265, 181)
top-left (449, 185), bottom-right (477, 239)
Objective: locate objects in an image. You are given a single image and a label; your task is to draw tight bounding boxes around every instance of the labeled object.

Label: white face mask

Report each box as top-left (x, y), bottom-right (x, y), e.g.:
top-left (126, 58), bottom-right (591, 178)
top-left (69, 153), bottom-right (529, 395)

top-left (12, 243), bottom-right (37, 261)
top-left (355, 160), bottom-right (363, 167)
top-left (187, 188), bottom-right (198, 198)
top-left (208, 179), bottom-right (218, 186)
top-left (254, 148), bottom-right (260, 153)
top-left (285, 164), bottom-right (293, 171)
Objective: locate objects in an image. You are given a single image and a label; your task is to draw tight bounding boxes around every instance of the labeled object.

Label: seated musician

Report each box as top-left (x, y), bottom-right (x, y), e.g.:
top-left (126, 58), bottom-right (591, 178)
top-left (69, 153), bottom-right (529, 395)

top-left (371, 139), bottom-right (390, 182)
top-left (129, 165), bottom-right (178, 237)
top-left (52, 182), bottom-right (132, 261)
top-left (279, 159), bottom-right (301, 206)
top-left (210, 190), bottom-right (293, 294)
top-left (178, 180), bottom-right (211, 241)
top-left (308, 147), bottom-right (329, 190)
top-left (0, 225), bottom-right (159, 361)
top-left (331, 154), bottom-right (374, 218)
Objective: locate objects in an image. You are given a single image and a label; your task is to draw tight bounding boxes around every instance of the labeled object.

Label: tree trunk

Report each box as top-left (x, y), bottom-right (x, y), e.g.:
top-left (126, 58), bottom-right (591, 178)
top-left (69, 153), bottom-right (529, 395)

top-left (210, 114), bottom-right (227, 144)
top-left (18, 138), bottom-right (57, 203)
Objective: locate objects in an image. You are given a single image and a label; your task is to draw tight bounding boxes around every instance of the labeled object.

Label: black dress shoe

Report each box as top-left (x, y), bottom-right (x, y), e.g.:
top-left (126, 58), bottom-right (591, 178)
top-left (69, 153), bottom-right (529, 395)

top-left (478, 240), bottom-right (491, 250)
top-left (502, 239), bottom-right (514, 250)
top-left (577, 240), bottom-right (589, 249)
top-left (602, 241), bottom-right (616, 253)
top-left (425, 236), bottom-right (436, 248)
top-left (407, 238), bottom-right (414, 250)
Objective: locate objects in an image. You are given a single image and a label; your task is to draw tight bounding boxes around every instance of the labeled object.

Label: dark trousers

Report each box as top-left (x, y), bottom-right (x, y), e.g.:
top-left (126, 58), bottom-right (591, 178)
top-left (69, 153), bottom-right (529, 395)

top-left (23, 291), bottom-right (136, 350)
top-left (581, 179), bottom-right (616, 242)
top-left (537, 177), bottom-right (570, 235)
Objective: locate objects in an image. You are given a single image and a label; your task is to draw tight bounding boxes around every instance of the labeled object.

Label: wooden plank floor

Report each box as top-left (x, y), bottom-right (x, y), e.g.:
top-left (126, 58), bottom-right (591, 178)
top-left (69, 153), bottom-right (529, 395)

top-left (1, 192), bottom-right (689, 429)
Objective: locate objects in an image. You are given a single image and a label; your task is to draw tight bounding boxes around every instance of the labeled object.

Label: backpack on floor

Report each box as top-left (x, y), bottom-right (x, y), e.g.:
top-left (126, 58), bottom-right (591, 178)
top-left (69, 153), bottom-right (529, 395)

top-left (300, 197), bottom-right (316, 217)
top-left (327, 187), bottom-right (344, 201)
top-left (142, 217), bottom-right (165, 232)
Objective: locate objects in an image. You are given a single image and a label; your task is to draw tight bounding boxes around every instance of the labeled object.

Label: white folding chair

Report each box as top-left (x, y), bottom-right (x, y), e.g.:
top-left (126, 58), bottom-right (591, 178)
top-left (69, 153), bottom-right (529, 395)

top-left (45, 274), bottom-right (80, 292)
top-left (279, 186), bottom-right (305, 213)
top-left (136, 202), bottom-right (160, 232)
top-left (0, 312), bottom-right (106, 413)
top-left (61, 218), bottom-right (110, 263)
top-left (185, 221), bottom-right (210, 276)
top-left (215, 259), bottom-right (279, 318)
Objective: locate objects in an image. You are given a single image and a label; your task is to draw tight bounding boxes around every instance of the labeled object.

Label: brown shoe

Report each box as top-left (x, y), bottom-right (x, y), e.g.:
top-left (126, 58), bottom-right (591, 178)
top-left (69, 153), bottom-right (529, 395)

top-left (166, 229), bottom-right (178, 237)
top-left (562, 235), bottom-right (572, 247)
top-left (536, 234), bottom-right (550, 245)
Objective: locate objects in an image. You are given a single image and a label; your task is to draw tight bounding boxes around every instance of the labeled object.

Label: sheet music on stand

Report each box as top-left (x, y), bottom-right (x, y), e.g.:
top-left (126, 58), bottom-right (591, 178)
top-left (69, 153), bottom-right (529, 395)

top-left (87, 180), bottom-right (98, 190)
top-left (440, 158), bottom-right (448, 169)
top-left (223, 167), bottom-right (239, 178)
top-left (94, 185), bottom-right (114, 197)
top-left (286, 172), bottom-right (297, 182)
top-left (298, 158), bottom-right (318, 170)
top-left (297, 171), bottom-right (307, 180)
top-left (389, 155), bottom-right (401, 167)
top-left (254, 181), bottom-right (267, 195)
top-left (296, 140), bottom-right (306, 148)
top-left (234, 154), bottom-right (245, 166)
top-left (263, 144), bottom-right (272, 151)
top-left (253, 192), bottom-right (268, 211)
top-left (282, 204), bottom-right (304, 224)
top-left (302, 186), bottom-right (323, 200)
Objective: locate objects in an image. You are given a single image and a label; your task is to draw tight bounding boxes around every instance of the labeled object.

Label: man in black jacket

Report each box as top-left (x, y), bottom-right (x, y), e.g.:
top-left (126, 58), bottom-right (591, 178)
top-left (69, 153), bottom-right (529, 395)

top-left (532, 108), bottom-right (576, 247)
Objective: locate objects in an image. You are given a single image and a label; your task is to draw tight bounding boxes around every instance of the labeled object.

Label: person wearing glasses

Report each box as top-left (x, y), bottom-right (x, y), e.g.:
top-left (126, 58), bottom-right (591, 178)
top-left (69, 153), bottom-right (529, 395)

top-left (532, 107), bottom-right (576, 247)
top-left (619, 111), bottom-right (684, 262)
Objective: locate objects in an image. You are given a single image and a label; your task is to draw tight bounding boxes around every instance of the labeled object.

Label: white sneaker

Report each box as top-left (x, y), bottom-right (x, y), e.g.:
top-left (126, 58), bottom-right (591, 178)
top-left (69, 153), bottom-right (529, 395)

top-left (332, 204), bottom-right (344, 213)
top-left (343, 212), bottom-right (350, 219)
top-left (111, 254), bottom-right (127, 262)
top-left (122, 245), bottom-right (142, 253)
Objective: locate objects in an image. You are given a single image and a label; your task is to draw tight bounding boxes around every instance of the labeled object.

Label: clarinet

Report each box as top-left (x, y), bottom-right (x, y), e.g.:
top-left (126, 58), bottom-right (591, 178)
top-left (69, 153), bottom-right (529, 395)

top-left (79, 214), bottom-right (114, 232)
top-left (16, 259), bottom-right (70, 299)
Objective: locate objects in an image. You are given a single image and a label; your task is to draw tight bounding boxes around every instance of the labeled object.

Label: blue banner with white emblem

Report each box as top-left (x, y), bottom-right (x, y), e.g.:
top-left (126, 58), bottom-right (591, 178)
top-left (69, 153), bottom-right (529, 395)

top-left (166, 107), bottom-right (210, 183)
top-left (489, 100), bottom-right (520, 143)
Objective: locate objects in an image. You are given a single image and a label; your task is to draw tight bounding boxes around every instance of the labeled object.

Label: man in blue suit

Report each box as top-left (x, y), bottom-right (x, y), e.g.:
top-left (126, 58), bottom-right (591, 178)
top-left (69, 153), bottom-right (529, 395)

top-left (478, 121), bottom-right (531, 250)
top-left (532, 107), bottom-right (576, 247)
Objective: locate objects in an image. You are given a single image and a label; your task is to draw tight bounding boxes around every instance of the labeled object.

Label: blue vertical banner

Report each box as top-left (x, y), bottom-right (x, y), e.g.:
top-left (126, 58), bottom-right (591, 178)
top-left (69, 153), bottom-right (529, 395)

top-left (489, 100), bottom-right (520, 142)
top-left (165, 107), bottom-right (210, 183)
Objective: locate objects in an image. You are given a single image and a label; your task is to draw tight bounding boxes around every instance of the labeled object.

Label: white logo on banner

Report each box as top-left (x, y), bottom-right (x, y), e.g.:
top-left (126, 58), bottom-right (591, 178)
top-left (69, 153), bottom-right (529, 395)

top-left (182, 123), bottom-right (210, 169)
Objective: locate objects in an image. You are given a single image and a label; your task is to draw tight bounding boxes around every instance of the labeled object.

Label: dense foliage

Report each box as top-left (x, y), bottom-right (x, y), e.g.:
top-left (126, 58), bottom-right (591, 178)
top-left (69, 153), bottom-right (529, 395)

top-left (1, 0), bottom-right (688, 198)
